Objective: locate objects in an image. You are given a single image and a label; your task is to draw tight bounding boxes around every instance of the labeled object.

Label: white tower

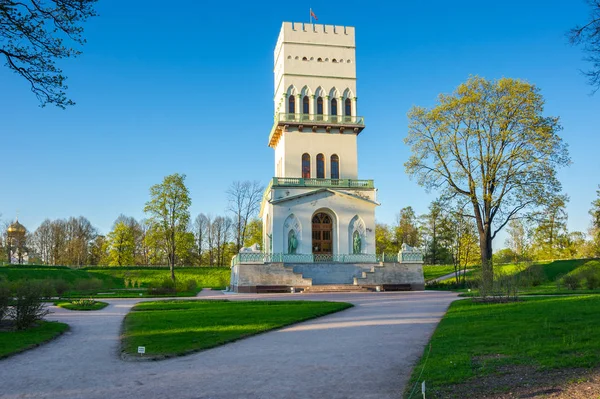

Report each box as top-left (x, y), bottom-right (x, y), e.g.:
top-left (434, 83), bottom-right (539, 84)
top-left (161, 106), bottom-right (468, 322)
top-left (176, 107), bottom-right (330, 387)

top-left (261, 22), bottom-right (378, 259)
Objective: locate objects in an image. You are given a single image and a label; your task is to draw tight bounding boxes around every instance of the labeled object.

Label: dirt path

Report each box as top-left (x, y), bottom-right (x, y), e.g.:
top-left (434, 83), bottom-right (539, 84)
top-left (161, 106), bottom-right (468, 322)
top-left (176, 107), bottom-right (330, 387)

top-left (0, 291), bottom-right (458, 399)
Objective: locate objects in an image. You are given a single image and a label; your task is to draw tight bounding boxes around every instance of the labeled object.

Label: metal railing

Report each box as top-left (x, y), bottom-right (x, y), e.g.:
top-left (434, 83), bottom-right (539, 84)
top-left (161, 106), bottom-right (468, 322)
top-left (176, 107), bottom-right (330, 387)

top-left (275, 113), bottom-right (365, 126)
top-left (231, 251), bottom-right (423, 266)
top-left (271, 177), bottom-right (374, 189)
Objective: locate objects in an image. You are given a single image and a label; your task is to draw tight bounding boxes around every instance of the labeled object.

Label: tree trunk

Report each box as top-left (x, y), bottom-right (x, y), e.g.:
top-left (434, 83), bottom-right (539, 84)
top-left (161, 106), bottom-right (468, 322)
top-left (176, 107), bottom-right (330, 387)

top-left (479, 228), bottom-right (493, 295)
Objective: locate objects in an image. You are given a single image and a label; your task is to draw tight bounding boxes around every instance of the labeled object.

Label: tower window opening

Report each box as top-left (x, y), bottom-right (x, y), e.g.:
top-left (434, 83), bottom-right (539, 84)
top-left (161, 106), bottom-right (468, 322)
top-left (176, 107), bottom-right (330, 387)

top-left (302, 57), bottom-right (308, 61)
top-left (331, 154), bottom-right (340, 179)
top-left (303, 96), bottom-right (309, 114)
top-left (331, 98), bottom-right (338, 116)
top-left (302, 153), bottom-right (311, 179)
top-left (317, 97), bottom-right (323, 116)
top-left (332, 58), bottom-right (338, 63)
top-left (317, 58), bottom-right (323, 62)
top-left (345, 98), bottom-right (352, 117)
top-left (317, 153), bottom-right (325, 179)
top-left (289, 95), bottom-right (295, 114)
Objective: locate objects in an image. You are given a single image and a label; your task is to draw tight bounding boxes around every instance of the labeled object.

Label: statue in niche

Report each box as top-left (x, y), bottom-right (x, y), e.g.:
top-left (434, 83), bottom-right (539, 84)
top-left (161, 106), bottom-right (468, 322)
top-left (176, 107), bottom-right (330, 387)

top-left (353, 230), bottom-right (361, 254)
top-left (288, 230), bottom-right (298, 254)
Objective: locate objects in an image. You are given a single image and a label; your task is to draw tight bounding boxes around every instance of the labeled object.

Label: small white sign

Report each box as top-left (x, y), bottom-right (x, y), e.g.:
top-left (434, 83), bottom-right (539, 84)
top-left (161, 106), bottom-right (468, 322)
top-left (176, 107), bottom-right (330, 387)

top-left (422, 381), bottom-right (426, 398)
top-left (138, 346), bottom-right (146, 354)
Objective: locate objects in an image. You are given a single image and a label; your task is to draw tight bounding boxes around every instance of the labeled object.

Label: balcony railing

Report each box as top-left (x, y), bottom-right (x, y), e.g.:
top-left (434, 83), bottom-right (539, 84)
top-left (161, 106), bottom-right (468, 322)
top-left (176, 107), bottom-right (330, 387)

top-left (275, 113), bottom-right (365, 126)
top-left (272, 177), bottom-right (374, 189)
top-left (231, 251), bottom-right (423, 266)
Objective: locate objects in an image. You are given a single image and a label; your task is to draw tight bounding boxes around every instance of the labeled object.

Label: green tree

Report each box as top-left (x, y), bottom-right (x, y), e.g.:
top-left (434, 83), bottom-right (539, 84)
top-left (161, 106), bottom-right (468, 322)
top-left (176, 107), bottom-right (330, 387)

top-left (569, 0), bottom-right (600, 92)
top-left (405, 77), bottom-right (570, 290)
top-left (588, 184), bottom-right (600, 256)
top-left (106, 221), bottom-right (135, 266)
top-left (375, 223), bottom-right (396, 255)
top-left (394, 206), bottom-right (420, 247)
top-left (505, 218), bottom-right (529, 262)
top-left (244, 218), bottom-right (263, 249)
top-left (420, 200), bottom-right (452, 265)
top-left (531, 195), bottom-right (569, 260)
top-left (1, 1), bottom-right (97, 107)
top-left (144, 173), bottom-right (192, 281)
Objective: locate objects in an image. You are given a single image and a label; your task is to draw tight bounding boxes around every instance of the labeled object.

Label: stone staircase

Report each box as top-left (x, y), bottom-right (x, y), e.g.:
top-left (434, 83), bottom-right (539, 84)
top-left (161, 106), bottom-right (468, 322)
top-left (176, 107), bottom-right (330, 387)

top-left (303, 284), bottom-right (372, 293)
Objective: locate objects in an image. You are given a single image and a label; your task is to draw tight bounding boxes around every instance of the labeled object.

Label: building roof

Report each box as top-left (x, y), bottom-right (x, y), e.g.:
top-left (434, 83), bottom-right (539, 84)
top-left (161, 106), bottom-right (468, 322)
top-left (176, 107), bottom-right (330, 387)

top-left (7, 218), bottom-right (26, 234)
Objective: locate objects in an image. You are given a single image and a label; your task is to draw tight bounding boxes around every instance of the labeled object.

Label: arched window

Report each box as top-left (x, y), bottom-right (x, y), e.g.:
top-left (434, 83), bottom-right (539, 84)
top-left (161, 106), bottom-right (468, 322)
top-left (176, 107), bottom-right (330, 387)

top-left (303, 96), bottom-right (309, 114)
top-left (331, 154), bottom-right (340, 179)
top-left (345, 98), bottom-right (352, 117)
top-left (331, 98), bottom-right (338, 116)
top-left (332, 58), bottom-right (338, 63)
top-left (302, 56), bottom-right (308, 61)
top-left (289, 96), bottom-right (295, 114)
top-left (317, 97), bottom-right (323, 115)
top-left (317, 58), bottom-right (323, 62)
top-left (302, 153), bottom-right (311, 179)
top-left (317, 154), bottom-right (325, 179)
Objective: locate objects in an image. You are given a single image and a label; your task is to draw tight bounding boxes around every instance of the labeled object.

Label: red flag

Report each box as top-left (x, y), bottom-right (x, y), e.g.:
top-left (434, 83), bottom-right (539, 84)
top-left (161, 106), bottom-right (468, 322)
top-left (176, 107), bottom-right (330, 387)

top-left (310, 9), bottom-right (318, 21)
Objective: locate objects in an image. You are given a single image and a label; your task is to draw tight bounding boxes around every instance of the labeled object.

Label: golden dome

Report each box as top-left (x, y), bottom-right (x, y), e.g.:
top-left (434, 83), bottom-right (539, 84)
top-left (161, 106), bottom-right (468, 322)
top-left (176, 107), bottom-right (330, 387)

top-left (7, 219), bottom-right (26, 234)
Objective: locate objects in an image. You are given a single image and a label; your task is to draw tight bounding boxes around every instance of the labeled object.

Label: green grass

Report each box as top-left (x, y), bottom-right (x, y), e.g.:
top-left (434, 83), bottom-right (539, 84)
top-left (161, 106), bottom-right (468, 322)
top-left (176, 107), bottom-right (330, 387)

top-left (0, 321), bottom-right (69, 358)
top-left (423, 265), bottom-right (459, 281)
top-left (85, 266), bottom-right (230, 290)
top-left (405, 295), bottom-right (600, 398)
top-left (0, 265), bottom-right (231, 297)
top-left (121, 300), bottom-right (353, 358)
top-left (55, 300), bottom-right (109, 311)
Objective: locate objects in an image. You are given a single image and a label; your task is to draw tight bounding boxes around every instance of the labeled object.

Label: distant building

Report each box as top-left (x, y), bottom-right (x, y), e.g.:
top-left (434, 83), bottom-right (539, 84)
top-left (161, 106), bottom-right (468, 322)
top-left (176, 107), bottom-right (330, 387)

top-left (7, 217), bottom-right (28, 264)
top-left (230, 22), bottom-right (424, 293)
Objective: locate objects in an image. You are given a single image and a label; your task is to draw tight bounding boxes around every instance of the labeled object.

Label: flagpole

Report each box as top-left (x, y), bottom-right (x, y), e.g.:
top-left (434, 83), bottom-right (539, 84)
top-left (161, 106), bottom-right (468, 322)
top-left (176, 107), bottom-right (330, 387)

top-left (309, 8), bottom-right (312, 24)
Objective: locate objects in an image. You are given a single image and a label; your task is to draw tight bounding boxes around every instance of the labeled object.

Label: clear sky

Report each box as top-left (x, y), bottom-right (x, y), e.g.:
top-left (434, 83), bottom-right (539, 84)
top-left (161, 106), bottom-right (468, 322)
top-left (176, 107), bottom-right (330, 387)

top-left (1, 0), bottom-right (599, 248)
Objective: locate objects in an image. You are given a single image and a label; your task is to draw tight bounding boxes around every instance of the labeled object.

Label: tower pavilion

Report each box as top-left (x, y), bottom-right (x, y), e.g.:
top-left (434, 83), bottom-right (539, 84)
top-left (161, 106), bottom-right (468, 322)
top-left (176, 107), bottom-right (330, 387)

top-left (230, 22), bottom-right (424, 293)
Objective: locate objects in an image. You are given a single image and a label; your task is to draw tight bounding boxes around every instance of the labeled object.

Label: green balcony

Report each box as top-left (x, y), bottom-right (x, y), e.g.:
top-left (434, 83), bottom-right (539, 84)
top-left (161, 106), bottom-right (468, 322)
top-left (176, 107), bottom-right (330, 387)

top-left (272, 177), bottom-right (374, 189)
top-left (276, 113), bottom-right (365, 126)
top-left (268, 113), bottom-right (365, 147)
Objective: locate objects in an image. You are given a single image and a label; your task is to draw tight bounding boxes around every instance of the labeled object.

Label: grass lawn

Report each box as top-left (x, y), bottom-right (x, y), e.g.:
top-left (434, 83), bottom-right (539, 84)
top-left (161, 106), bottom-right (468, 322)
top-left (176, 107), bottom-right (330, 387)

top-left (423, 265), bottom-right (459, 281)
top-left (0, 321), bottom-right (69, 359)
top-left (55, 300), bottom-right (109, 311)
top-left (121, 300), bottom-right (352, 359)
top-left (0, 265), bottom-right (231, 297)
top-left (404, 295), bottom-right (600, 398)
top-left (86, 266), bottom-right (230, 290)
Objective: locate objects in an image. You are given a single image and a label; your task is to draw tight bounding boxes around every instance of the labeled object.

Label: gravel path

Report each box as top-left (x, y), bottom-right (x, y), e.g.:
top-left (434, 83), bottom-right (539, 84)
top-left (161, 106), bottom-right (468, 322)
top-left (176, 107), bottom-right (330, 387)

top-left (0, 291), bottom-right (458, 399)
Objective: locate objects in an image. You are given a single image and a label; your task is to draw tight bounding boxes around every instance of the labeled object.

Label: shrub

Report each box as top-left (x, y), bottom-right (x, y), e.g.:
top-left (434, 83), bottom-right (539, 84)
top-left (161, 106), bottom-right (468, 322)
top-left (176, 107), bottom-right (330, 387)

top-left (53, 279), bottom-right (71, 296)
top-left (562, 274), bottom-right (580, 290)
top-left (148, 278), bottom-right (176, 295)
top-left (0, 282), bottom-right (10, 322)
top-left (9, 282), bottom-right (50, 330)
top-left (40, 279), bottom-right (57, 298)
top-left (74, 278), bottom-right (103, 292)
top-left (176, 278), bottom-right (197, 293)
top-left (583, 269), bottom-right (600, 290)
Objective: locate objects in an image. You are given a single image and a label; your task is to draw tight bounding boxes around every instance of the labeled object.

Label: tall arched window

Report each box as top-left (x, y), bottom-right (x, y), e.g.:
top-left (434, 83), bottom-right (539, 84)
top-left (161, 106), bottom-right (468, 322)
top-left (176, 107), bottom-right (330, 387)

top-left (331, 154), bottom-right (340, 179)
top-left (317, 154), bottom-right (325, 179)
top-left (331, 98), bottom-right (338, 116)
top-left (303, 96), bottom-right (309, 114)
top-left (302, 153), bottom-right (311, 179)
top-left (345, 98), bottom-right (352, 117)
top-left (317, 97), bottom-right (323, 116)
top-left (289, 96), bottom-right (295, 114)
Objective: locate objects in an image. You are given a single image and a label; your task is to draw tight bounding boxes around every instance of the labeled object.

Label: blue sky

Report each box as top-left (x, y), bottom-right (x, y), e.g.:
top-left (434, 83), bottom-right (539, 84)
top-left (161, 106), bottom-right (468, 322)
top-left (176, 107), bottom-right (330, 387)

top-left (1, 0), bottom-right (599, 248)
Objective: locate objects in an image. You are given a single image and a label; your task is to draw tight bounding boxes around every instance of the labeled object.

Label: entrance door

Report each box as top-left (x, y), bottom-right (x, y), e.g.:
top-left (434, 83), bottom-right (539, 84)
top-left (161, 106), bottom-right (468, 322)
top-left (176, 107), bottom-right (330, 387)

top-left (312, 212), bottom-right (333, 259)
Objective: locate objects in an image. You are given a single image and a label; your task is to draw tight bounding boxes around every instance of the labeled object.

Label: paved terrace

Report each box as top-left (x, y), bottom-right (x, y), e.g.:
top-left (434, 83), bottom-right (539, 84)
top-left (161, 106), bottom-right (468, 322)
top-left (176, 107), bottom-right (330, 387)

top-left (0, 291), bottom-right (458, 399)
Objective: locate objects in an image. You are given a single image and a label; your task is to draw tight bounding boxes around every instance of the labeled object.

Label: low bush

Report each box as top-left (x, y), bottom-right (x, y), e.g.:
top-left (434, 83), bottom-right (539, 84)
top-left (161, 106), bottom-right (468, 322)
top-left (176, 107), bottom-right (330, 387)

top-left (52, 279), bottom-right (71, 296)
top-left (148, 278), bottom-right (177, 295)
top-left (9, 282), bottom-right (49, 330)
top-left (74, 278), bottom-right (103, 292)
top-left (0, 282), bottom-right (10, 322)
top-left (562, 274), bottom-right (580, 290)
